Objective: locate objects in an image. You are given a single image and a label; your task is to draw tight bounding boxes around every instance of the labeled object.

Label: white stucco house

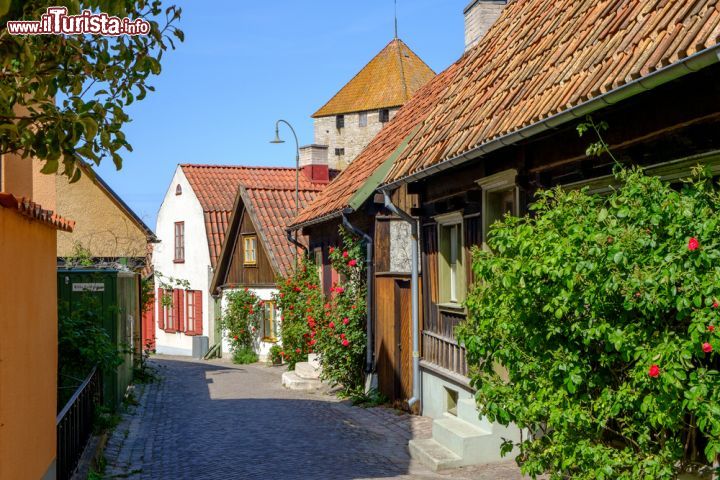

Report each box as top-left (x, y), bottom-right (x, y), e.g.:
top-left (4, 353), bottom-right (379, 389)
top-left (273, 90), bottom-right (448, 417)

top-left (153, 164), bottom-right (249, 356)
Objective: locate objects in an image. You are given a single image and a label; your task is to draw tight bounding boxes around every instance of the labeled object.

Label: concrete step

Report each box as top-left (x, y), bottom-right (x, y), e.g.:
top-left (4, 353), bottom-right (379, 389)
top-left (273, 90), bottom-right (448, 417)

top-left (408, 438), bottom-right (463, 471)
top-left (433, 414), bottom-right (499, 460)
top-left (457, 398), bottom-right (494, 431)
top-left (281, 371), bottom-right (323, 391)
top-left (294, 361), bottom-right (321, 380)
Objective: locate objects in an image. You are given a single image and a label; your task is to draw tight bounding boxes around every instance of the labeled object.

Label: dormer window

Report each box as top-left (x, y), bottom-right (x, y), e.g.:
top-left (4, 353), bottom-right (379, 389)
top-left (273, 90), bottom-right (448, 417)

top-left (175, 184), bottom-right (182, 195)
top-left (336, 115), bottom-right (345, 130)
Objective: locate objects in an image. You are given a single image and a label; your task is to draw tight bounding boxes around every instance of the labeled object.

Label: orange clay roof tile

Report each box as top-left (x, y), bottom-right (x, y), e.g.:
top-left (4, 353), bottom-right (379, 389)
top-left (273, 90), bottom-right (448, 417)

top-left (312, 38), bottom-right (436, 118)
top-left (0, 192), bottom-right (74, 232)
top-left (384, 0), bottom-right (720, 184)
top-left (181, 165), bottom-right (324, 271)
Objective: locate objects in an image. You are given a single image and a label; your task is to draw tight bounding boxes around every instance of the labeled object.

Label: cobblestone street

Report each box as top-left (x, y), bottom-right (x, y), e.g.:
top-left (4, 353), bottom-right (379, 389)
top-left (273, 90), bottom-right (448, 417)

top-left (103, 356), bottom-right (526, 479)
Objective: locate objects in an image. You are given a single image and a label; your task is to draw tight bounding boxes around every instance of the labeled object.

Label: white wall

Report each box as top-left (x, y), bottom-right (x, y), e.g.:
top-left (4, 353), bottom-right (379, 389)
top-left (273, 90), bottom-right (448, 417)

top-left (221, 287), bottom-right (279, 362)
top-left (421, 370), bottom-right (475, 419)
top-left (153, 166), bottom-right (212, 356)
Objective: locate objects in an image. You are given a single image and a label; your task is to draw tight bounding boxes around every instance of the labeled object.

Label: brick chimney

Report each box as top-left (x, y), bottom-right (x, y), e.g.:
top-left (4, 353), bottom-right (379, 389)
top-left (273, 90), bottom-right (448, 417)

top-left (464, 0), bottom-right (506, 51)
top-left (299, 145), bottom-right (329, 184)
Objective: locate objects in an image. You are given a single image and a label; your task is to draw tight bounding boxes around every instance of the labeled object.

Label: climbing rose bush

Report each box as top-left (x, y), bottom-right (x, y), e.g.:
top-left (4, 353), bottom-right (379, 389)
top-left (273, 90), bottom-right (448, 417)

top-left (458, 166), bottom-right (720, 479)
top-left (315, 228), bottom-right (367, 395)
top-left (222, 289), bottom-right (260, 357)
top-left (274, 257), bottom-right (324, 369)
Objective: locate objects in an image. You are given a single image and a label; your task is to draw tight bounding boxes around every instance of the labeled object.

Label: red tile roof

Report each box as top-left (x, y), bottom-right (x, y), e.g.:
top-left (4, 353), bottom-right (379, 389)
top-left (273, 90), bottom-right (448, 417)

top-left (313, 38), bottom-right (436, 118)
top-left (0, 192), bottom-right (74, 232)
top-left (385, 0), bottom-right (720, 184)
top-left (239, 187), bottom-right (319, 277)
top-left (181, 165), bottom-right (324, 269)
top-left (291, 59), bottom-right (462, 228)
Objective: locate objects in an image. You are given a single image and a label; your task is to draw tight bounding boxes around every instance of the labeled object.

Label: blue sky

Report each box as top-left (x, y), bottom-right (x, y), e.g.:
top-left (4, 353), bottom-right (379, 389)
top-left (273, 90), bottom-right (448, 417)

top-left (95, 0), bottom-right (469, 228)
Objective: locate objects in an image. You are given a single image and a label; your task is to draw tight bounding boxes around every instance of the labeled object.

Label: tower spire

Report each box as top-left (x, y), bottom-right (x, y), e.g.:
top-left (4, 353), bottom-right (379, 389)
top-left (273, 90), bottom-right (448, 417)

top-left (394, 0), bottom-right (398, 38)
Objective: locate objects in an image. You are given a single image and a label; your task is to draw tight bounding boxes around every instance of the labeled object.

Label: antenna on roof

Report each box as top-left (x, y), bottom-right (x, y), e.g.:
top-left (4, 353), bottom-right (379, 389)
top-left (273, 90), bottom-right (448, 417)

top-left (394, 0), bottom-right (398, 38)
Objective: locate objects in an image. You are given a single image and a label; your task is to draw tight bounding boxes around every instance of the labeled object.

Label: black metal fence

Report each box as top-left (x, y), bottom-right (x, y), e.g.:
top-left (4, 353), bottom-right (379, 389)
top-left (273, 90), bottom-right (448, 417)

top-left (56, 366), bottom-right (102, 480)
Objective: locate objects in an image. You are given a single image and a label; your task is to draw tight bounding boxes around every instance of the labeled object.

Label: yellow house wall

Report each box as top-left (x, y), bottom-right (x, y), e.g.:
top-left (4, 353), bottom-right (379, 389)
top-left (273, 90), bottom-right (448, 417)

top-left (0, 208), bottom-right (58, 480)
top-left (55, 171), bottom-right (148, 258)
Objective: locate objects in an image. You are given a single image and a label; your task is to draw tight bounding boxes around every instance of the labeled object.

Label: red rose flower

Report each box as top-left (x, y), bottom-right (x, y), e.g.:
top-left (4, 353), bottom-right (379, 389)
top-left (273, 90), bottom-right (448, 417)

top-left (310, 339), bottom-right (316, 346)
top-left (295, 348), bottom-right (301, 354)
top-left (343, 251), bottom-right (349, 258)
top-left (335, 287), bottom-right (345, 294)
top-left (329, 322), bottom-right (335, 329)
top-left (233, 335), bottom-right (239, 340)
top-left (342, 339), bottom-right (350, 347)
top-left (348, 259), bottom-right (357, 267)
top-left (688, 237), bottom-right (700, 251)
top-left (329, 247), bottom-right (335, 254)
top-left (343, 317), bottom-right (349, 325)
top-left (341, 333), bottom-right (346, 339)
top-left (709, 325), bottom-right (716, 332)
top-left (280, 351), bottom-right (285, 357)
top-left (703, 342), bottom-right (713, 353)
top-left (714, 301), bottom-right (719, 309)
top-left (648, 364), bottom-right (660, 378)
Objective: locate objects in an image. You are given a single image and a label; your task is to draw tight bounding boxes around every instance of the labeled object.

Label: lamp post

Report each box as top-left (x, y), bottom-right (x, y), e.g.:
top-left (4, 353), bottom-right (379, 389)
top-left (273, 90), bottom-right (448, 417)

top-left (270, 119), bottom-right (301, 263)
top-left (270, 119), bottom-right (300, 217)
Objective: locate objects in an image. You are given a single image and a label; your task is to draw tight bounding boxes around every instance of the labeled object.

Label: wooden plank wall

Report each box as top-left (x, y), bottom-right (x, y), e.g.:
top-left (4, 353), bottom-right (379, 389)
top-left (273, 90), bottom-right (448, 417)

top-left (226, 211), bottom-right (276, 286)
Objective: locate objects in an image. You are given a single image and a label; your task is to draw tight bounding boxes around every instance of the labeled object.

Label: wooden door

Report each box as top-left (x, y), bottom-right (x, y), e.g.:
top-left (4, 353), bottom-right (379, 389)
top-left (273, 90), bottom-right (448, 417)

top-left (396, 279), bottom-right (413, 401)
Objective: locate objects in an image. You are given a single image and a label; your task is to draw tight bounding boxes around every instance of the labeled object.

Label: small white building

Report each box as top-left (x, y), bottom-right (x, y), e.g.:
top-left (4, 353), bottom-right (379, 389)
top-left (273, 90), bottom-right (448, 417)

top-left (153, 164), bottom-right (249, 356)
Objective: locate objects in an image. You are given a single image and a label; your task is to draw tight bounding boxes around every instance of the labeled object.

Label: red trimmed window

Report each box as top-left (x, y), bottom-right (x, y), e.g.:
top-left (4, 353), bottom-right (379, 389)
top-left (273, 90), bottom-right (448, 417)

top-left (184, 290), bottom-right (203, 336)
top-left (160, 289), bottom-right (186, 333)
top-left (174, 221), bottom-right (185, 262)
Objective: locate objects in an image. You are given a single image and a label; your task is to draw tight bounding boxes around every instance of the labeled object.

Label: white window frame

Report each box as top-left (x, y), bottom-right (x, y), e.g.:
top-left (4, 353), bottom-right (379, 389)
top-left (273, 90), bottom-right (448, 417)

top-left (476, 169), bottom-right (519, 249)
top-left (435, 211), bottom-right (465, 307)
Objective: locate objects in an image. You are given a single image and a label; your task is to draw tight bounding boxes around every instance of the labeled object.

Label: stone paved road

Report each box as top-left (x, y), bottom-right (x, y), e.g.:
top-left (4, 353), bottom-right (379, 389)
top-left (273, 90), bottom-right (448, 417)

top-left (103, 356), bottom-right (527, 480)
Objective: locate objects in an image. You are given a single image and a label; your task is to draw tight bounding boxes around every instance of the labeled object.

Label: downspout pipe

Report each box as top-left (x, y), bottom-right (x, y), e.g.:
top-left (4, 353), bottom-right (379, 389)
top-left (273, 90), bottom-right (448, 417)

top-left (382, 190), bottom-right (421, 409)
top-left (341, 214), bottom-right (374, 374)
top-left (286, 229), bottom-right (308, 256)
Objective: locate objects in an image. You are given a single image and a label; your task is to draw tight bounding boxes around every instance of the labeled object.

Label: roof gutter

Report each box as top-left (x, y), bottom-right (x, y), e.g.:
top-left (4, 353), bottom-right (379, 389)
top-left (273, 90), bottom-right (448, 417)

top-left (383, 45), bottom-right (720, 189)
top-left (288, 209), bottom-right (344, 232)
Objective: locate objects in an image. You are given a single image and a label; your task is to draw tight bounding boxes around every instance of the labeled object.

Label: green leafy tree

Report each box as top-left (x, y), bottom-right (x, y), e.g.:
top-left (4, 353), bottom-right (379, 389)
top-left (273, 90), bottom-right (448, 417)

top-left (458, 166), bottom-right (720, 479)
top-left (0, 0), bottom-right (183, 179)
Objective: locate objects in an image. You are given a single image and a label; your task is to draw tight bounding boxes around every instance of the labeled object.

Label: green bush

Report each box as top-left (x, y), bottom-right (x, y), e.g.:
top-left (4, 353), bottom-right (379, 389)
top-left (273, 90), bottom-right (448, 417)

top-left (315, 227), bottom-right (367, 395)
top-left (232, 347), bottom-right (258, 365)
top-left (268, 344), bottom-right (283, 365)
top-left (274, 257), bottom-right (324, 369)
top-left (458, 166), bottom-right (720, 479)
top-left (222, 289), bottom-right (260, 354)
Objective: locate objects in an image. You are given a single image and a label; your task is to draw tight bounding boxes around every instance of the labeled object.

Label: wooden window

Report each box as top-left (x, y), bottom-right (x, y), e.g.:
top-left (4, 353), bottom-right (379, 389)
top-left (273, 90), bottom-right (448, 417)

top-left (184, 290), bottom-right (203, 335)
top-left (243, 235), bottom-right (257, 266)
top-left (174, 222), bottom-right (185, 262)
top-left (379, 109), bottom-right (390, 123)
top-left (262, 301), bottom-right (278, 341)
top-left (436, 212), bottom-right (465, 306)
top-left (175, 184), bottom-right (182, 195)
top-left (477, 169), bottom-right (518, 249)
top-left (336, 115), bottom-right (345, 129)
top-left (358, 112), bottom-right (368, 127)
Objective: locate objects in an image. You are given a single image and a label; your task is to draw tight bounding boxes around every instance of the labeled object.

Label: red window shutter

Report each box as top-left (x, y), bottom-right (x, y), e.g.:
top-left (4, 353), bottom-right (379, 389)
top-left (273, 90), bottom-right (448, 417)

top-left (177, 290), bottom-right (185, 333)
top-left (194, 291), bottom-right (203, 335)
top-left (157, 288), bottom-right (165, 330)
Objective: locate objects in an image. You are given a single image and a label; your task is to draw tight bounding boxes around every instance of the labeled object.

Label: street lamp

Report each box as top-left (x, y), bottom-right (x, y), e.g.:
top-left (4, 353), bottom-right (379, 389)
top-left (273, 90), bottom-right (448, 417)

top-left (271, 120), bottom-right (301, 263)
top-left (270, 119), bottom-right (300, 218)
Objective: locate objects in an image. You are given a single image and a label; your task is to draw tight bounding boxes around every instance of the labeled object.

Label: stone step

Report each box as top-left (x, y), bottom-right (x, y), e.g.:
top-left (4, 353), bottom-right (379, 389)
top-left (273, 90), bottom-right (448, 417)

top-left (294, 361), bottom-right (321, 380)
top-left (433, 414), bottom-right (496, 460)
top-left (281, 371), bottom-right (323, 391)
top-left (408, 438), bottom-right (463, 471)
top-left (457, 398), bottom-right (494, 431)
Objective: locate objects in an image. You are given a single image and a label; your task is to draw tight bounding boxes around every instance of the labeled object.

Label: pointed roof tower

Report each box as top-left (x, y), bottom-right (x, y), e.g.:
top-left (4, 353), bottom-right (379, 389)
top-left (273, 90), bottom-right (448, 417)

top-left (312, 38), bottom-right (435, 118)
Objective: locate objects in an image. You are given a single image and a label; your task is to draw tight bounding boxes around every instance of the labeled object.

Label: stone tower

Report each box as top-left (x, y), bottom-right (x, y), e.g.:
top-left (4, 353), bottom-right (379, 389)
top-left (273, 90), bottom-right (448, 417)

top-left (307, 39), bottom-right (436, 172)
